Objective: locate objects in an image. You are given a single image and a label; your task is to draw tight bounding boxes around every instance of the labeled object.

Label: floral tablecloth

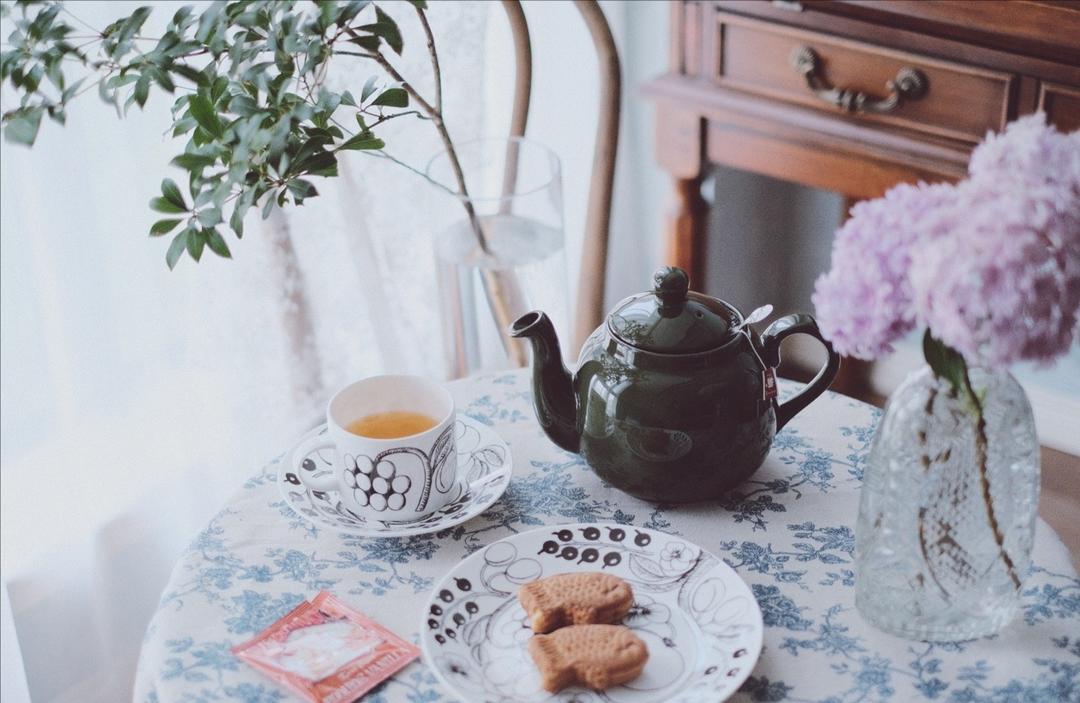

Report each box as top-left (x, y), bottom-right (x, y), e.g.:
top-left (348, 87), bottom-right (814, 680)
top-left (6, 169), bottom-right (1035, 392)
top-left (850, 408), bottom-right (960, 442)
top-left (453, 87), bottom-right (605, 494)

top-left (136, 370), bottom-right (1080, 703)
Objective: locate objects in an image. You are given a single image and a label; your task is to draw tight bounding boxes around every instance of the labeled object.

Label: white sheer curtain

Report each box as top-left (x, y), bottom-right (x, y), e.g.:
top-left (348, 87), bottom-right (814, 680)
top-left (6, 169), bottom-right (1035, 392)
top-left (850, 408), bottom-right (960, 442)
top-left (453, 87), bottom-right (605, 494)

top-left (0, 2), bottom-right (492, 700)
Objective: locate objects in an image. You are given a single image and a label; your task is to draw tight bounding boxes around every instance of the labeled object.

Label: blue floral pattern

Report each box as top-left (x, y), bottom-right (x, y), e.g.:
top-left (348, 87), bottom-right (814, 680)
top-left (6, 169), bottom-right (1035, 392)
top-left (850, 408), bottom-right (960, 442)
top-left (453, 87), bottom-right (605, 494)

top-left (136, 371), bottom-right (1080, 702)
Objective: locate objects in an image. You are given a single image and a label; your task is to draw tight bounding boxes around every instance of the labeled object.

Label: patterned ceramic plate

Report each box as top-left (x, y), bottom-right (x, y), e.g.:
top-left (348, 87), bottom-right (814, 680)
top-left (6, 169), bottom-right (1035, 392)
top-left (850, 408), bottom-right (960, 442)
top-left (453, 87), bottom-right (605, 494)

top-left (278, 415), bottom-right (512, 537)
top-left (421, 524), bottom-right (763, 703)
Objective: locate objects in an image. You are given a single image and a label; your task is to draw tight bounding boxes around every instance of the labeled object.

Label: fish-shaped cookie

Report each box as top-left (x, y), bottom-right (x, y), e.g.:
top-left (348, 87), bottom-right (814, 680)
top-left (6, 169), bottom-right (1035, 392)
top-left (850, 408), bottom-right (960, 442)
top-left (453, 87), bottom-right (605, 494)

top-left (518, 572), bottom-right (634, 633)
top-left (527, 624), bottom-right (649, 692)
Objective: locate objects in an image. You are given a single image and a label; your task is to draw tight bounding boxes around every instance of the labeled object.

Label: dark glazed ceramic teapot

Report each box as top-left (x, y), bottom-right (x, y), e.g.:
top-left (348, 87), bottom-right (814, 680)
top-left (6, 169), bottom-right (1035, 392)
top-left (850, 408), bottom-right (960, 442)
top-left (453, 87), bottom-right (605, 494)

top-left (510, 266), bottom-right (840, 502)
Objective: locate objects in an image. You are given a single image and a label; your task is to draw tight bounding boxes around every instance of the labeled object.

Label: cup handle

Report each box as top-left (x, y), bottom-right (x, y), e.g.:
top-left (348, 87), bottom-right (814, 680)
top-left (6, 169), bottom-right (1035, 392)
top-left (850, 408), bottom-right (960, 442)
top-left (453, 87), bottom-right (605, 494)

top-left (760, 313), bottom-right (841, 431)
top-left (292, 435), bottom-right (338, 492)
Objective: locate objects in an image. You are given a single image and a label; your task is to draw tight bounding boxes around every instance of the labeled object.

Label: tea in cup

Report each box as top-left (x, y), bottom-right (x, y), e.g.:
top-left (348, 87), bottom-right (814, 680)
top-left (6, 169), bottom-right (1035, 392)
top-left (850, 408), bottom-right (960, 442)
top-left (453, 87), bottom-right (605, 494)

top-left (346, 411), bottom-right (439, 439)
top-left (292, 375), bottom-right (457, 522)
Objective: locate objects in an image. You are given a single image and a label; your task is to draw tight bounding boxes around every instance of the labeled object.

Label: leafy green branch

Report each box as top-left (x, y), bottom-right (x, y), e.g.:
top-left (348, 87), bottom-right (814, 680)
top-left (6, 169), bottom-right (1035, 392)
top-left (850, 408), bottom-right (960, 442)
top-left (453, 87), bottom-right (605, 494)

top-left (0, 0), bottom-right (475, 268)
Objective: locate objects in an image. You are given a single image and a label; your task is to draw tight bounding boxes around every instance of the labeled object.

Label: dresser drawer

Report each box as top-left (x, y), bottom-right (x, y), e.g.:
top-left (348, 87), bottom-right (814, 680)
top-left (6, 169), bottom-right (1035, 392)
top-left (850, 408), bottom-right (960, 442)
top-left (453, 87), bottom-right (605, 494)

top-left (712, 12), bottom-right (1015, 144)
top-left (1038, 82), bottom-right (1080, 133)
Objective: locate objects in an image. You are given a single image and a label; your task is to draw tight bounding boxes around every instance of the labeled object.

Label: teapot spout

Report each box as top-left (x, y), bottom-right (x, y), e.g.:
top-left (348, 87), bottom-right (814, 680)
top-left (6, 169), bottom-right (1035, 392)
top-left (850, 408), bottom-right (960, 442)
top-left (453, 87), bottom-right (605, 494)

top-left (510, 312), bottom-right (580, 453)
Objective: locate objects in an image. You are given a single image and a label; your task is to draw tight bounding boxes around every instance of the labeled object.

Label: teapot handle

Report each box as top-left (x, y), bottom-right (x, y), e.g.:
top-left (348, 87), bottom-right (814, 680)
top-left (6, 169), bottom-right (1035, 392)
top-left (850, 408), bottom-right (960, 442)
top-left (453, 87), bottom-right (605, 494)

top-left (760, 313), bottom-right (841, 430)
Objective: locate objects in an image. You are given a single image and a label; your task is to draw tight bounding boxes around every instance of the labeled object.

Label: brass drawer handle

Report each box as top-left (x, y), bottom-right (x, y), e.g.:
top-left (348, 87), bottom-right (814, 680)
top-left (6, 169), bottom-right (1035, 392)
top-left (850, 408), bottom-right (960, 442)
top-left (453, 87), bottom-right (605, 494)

top-left (790, 45), bottom-right (927, 114)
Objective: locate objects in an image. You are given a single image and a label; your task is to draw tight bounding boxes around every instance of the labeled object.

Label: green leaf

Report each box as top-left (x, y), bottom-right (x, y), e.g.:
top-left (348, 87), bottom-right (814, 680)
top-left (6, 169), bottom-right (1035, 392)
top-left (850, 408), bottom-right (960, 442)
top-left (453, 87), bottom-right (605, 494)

top-left (171, 5), bottom-right (194, 30)
top-left (360, 75), bottom-right (378, 103)
top-left (196, 207), bottom-right (221, 226)
top-left (187, 94), bottom-right (223, 138)
top-left (161, 178), bottom-right (187, 209)
top-left (186, 227), bottom-right (205, 261)
top-left (45, 58), bottom-right (64, 90)
top-left (204, 227), bottom-right (231, 258)
top-left (193, 188), bottom-right (215, 208)
top-left (338, 133), bottom-right (384, 150)
top-left (165, 229), bottom-right (189, 269)
top-left (23, 64), bottom-right (44, 92)
top-left (922, 330), bottom-right (969, 399)
top-left (46, 106), bottom-right (66, 126)
top-left (229, 94), bottom-right (259, 117)
top-left (60, 78), bottom-right (85, 104)
top-left (153, 30), bottom-right (180, 55)
top-left (117, 6), bottom-right (151, 45)
top-left (406, 0), bottom-right (428, 8)
top-left (149, 218), bottom-right (182, 236)
top-left (336, 0), bottom-right (369, 26)
top-left (274, 50), bottom-right (294, 77)
top-left (3, 107), bottom-right (43, 145)
top-left (194, 2), bottom-right (222, 43)
top-left (318, 1), bottom-right (336, 30)
top-left (362, 7), bottom-right (403, 55)
top-left (345, 34), bottom-right (380, 52)
top-left (171, 152), bottom-right (217, 170)
top-left (170, 63), bottom-right (209, 87)
top-left (106, 73), bottom-right (140, 89)
top-left (133, 74), bottom-right (150, 107)
top-left (286, 178), bottom-right (317, 203)
top-left (150, 196), bottom-right (187, 214)
top-left (172, 116), bottom-right (197, 136)
top-left (229, 202), bottom-right (246, 237)
top-left (371, 87), bottom-right (407, 108)
top-left (149, 67), bottom-right (175, 93)
top-left (294, 150), bottom-right (338, 178)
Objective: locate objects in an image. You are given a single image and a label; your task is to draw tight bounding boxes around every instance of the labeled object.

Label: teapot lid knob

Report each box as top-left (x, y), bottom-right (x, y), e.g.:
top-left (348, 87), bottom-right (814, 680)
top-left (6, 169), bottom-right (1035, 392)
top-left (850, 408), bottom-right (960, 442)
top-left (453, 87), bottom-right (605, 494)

top-left (653, 266), bottom-right (689, 306)
top-left (610, 265), bottom-right (739, 353)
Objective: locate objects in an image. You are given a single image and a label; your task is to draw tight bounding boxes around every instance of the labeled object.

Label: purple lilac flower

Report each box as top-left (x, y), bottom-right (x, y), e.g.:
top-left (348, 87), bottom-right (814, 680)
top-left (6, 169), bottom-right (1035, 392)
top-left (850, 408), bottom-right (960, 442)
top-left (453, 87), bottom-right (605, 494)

top-left (968, 113), bottom-right (1080, 191)
top-left (813, 113), bottom-right (1080, 367)
top-left (811, 182), bottom-right (956, 359)
top-left (910, 167), bottom-right (1080, 369)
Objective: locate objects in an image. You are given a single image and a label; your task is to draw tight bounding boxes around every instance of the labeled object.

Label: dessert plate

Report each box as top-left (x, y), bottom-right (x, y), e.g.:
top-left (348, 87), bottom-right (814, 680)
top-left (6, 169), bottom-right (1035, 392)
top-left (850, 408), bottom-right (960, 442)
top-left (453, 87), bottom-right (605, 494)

top-left (278, 415), bottom-right (511, 537)
top-left (420, 523), bottom-right (763, 702)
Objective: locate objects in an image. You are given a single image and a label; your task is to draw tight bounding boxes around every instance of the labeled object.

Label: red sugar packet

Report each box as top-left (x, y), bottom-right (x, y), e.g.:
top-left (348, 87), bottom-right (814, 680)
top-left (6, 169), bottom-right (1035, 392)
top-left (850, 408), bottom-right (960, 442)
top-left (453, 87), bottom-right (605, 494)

top-left (232, 592), bottom-right (419, 702)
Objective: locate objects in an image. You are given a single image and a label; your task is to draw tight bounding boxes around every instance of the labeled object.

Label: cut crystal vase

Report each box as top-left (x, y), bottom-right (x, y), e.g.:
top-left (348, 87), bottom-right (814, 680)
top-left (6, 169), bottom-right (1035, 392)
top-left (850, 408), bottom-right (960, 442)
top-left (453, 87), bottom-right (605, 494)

top-left (855, 365), bottom-right (1040, 641)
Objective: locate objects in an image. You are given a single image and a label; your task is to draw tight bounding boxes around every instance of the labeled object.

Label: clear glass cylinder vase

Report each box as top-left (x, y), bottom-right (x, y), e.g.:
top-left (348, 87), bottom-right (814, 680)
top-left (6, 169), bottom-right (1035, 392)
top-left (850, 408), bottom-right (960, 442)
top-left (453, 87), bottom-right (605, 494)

top-left (855, 365), bottom-right (1040, 641)
top-left (426, 137), bottom-right (568, 378)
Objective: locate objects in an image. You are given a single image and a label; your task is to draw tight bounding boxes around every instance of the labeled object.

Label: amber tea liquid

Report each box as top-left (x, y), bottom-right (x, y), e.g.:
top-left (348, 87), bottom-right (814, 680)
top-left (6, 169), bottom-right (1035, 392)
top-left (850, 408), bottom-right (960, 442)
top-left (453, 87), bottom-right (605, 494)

top-left (346, 411), bottom-right (439, 439)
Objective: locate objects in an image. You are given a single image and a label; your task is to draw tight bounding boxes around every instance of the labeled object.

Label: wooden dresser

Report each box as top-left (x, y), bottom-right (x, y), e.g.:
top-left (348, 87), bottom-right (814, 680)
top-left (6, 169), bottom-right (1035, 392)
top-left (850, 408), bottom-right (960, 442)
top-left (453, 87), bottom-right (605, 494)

top-left (643, 0), bottom-right (1080, 288)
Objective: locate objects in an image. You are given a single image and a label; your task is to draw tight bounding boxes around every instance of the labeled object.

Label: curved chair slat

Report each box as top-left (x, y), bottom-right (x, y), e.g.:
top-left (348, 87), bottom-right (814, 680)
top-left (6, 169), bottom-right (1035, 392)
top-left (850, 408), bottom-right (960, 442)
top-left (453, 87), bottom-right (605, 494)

top-left (572, 0), bottom-right (621, 351)
top-left (496, 1), bottom-right (622, 361)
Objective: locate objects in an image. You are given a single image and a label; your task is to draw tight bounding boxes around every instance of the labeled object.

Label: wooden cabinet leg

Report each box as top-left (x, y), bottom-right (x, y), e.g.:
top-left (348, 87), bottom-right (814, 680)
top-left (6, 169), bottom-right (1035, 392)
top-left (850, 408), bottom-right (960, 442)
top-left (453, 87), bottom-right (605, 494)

top-left (665, 175), bottom-right (707, 286)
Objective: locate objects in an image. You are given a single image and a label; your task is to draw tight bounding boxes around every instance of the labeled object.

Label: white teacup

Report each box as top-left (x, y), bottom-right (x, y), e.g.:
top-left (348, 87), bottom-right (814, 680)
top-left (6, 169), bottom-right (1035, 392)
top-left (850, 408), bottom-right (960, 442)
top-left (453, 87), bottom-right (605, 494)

top-left (292, 375), bottom-right (457, 522)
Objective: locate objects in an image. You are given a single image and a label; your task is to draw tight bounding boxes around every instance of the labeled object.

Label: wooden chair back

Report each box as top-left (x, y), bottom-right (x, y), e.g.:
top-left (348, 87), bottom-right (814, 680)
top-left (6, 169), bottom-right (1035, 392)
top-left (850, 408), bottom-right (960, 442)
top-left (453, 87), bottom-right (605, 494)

top-left (501, 0), bottom-right (621, 351)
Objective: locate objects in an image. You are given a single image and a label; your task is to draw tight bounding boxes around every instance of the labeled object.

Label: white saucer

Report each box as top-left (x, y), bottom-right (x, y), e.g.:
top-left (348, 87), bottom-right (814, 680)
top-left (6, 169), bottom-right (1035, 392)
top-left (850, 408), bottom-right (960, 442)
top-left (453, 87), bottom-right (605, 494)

top-left (420, 523), bottom-right (764, 702)
top-left (278, 415), bottom-right (512, 537)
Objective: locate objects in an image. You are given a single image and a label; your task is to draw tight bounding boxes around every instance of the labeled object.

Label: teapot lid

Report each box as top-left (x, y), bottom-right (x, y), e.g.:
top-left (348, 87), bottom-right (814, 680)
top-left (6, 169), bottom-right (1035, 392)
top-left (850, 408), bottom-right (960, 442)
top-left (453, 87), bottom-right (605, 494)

top-left (608, 266), bottom-right (741, 354)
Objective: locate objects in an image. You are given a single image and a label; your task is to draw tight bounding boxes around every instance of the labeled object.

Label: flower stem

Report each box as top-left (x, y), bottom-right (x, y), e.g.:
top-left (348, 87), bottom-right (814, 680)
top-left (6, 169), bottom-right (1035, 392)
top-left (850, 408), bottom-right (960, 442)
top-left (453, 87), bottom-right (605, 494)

top-left (916, 387), bottom-right (953, 600)
top-left (960, 368), bottom-right (1022, 590)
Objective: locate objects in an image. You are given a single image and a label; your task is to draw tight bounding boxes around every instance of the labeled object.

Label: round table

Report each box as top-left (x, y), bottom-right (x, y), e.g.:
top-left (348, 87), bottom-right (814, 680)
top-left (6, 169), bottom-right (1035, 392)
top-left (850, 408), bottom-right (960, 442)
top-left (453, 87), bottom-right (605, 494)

top-left (135, 370), bottom-right (1080, 702)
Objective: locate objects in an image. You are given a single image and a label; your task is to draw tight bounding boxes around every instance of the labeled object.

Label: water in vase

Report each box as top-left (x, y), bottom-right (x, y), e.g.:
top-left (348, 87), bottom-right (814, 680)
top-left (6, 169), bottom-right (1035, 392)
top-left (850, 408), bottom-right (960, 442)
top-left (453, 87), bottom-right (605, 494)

top-left (436, 213), bottom-right (569, 377)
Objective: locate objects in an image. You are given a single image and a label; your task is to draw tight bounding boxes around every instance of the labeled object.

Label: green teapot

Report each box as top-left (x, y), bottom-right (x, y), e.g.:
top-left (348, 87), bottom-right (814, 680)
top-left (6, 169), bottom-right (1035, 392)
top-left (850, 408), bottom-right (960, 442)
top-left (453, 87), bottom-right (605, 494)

top-left (510, 266), bottom-right (840, 502)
